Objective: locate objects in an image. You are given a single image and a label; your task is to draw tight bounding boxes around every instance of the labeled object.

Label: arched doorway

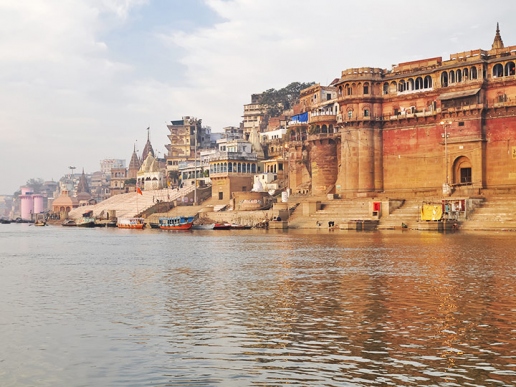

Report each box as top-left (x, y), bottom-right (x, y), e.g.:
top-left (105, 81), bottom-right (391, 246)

top-left (453, 156), bottom-right (472, 185)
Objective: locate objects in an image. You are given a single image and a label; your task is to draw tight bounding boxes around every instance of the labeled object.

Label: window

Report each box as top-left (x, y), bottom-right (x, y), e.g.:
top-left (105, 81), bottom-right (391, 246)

top-left (383, 83), bottom-right (389, 95)
top-left (364, 109), bottom-right (370, 117)
top-left (460, 168), bottom-right (472, 184)
top-left (218, 192), bottom-right (224, 200)
top-left (458, 121), bottom-right (465, 127)
top-left (363, 84), bottom-right (369, 94)
top-left (347, 110), bottom-right (353, 119)
top-left (326, 93), bottom-right (331, 100)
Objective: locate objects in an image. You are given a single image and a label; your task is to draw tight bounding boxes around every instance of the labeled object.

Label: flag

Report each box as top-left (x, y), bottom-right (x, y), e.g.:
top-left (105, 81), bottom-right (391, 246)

top-left (137, 187), bottom-right (143, 195)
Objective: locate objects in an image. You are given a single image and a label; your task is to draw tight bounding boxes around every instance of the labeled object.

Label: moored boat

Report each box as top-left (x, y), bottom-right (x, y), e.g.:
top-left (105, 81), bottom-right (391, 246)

top-left (230, 223), bottom-right (252, 230)
top-left (62, 219), bottom-right (77, 227)
top-left (213, 222), bottom-right (231, 230)
top-left (117, 217), bottom-right (145, 229)
top-left (192, 223), bottom-right (215, 230)
top-left (76, 218), bottom-right (95, 227)
top-left (34, 219), bottom-right (47, 226)
top-left (159, 216), bottom-right (194, 230)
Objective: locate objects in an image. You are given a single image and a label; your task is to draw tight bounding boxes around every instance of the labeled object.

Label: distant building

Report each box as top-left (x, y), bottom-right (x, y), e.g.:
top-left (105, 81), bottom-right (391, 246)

top-left (100, 159), bottom-right (125, 175)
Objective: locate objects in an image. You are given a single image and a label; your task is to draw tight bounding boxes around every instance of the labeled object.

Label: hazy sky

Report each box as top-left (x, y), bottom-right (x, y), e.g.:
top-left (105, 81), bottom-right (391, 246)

top-left (1, 0), bottom-right (515, 194)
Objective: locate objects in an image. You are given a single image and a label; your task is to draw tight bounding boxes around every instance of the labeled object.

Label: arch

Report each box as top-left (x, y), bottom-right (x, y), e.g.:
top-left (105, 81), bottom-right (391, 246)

top-left (389, 81), bottom-right (397, 94)
top-left (407, 78), bottom-right (414, 91)
top-left (424, 75), bottom-right (432, 88)
top-left (463, 68), bottom-right (469, 80)
top-left (321, 124), bottom-right (328, 133)
top-left (415, 77), bottom-right (423, 90)
top-left (441, 72), bottom-right (448, 87)
top-left (383, 82), bottom-right (389, 94)
top-left (470, 66), bottom-right (478, 79)
top-left (338, 86), bottom-right (342, 96)
top-left (456, 69), bottom-right (462, 83)
top-left (453, 156), bottom-right (473, 185)
top-left (398, 80), bottom-right (406, 92)
top-left (493, 63), bottom-right (504, 77)
top-left (449, 70), bottom-right (455, 83)
top-left (505, 61), bottom-right (516, 76)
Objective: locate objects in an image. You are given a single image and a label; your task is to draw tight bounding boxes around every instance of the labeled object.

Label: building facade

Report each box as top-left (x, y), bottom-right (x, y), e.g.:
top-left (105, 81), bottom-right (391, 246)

top-left (288, 25), bottom-right (516, 198)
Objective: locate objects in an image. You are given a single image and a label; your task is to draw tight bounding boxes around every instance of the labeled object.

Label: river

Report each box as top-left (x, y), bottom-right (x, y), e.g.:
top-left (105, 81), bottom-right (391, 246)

top-left (0, 224), bottom-right (515, 386)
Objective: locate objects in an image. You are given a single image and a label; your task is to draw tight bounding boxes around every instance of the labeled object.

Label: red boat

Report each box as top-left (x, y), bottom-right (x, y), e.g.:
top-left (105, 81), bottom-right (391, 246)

top-left (117, 217), bottom-right (145, 229)
top-left (213, 223), bottom-right (231, 230)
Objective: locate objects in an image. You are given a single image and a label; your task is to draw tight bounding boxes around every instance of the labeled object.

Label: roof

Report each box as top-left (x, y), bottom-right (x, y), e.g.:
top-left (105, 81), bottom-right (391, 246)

top-left (438, 88), bottom-right (481, 101)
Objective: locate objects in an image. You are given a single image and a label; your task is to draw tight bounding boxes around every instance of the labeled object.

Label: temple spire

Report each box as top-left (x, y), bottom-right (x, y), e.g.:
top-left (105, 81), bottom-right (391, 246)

top-left (492, 22), bottom-right (504, 50)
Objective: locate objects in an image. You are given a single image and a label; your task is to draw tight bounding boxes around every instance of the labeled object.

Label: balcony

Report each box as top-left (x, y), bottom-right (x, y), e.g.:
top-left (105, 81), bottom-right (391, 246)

top-left (309, 113), bottom-right (337, 124)
top-left (209, 151), bottom-right (258, 162)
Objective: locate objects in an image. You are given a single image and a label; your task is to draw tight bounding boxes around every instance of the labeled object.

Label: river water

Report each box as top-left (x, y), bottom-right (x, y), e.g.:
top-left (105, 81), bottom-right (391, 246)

top-left (0, 224), bottom-right (515, 386)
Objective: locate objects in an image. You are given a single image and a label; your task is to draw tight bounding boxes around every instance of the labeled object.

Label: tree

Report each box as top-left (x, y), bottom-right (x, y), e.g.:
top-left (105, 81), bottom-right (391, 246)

top-left (26, 178), bottom-right (44, 194)
top-left (260, 82), bottom-right (315, 117)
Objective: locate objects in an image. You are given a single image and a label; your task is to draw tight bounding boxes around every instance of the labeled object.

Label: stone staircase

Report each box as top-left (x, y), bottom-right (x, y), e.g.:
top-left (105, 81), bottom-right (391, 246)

top-left (460, 196), bottom-right (516, 231)
top-left (68, 185), bottom-right (195, 220)
top-left (287, 196), bottom-right (373, 229)
top-left (377, 199), bottom-right (421, 230)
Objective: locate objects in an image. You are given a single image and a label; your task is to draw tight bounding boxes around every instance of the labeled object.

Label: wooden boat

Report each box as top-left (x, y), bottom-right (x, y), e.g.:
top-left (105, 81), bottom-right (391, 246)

top-left (117, 217), bottom-right (145, 229)
top-left (76, 217), bottom-right (95, 227)
top-left (159, 216), bottom-right (194, 230)
top-left (213, 222), bottom-right (231, 230)
top-left (192, 223), bottom-right (215, 230)
top-left (230, 223), bottom-right (252, 230)
top-left (34, 220), bottom-right (47, 226)
top-left (62, 219), bottom-right (77, 227)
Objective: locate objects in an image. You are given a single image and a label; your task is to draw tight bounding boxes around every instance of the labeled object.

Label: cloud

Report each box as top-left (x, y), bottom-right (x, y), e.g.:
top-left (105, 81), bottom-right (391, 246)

top-left (1, 0), bottom-right (516, 194)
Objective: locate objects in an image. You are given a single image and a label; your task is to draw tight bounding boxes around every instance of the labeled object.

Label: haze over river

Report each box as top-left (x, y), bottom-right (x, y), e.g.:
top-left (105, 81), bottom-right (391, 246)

top-left (1, 224), bottom-right (515, 386)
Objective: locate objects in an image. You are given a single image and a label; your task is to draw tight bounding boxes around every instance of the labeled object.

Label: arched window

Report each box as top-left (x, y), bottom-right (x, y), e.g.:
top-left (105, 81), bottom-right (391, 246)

top-left (407, 78), bottom-right (414, 91)
top-left (415, 77), bottom-right (423, 90)
top-left (347, 110), bottom-right (353, 120)
top-left (493, 63), bottom-right (504, 77)
top-left (363, 83), bottom-right (369, 95)
top-left (470, 66), bottom-right (478, 79)
top-left (424, 75), bottom-right (432, 88)
top-left (390, 81), bottom-right (397, 94)
top-left (441, 72), bottom-right (448, 87)
top-left (449, 71), bottom-right (455, 83)
top-left (398, 80), bottom-right (406, 92)
top-left (383, 83), bottom-right (389, 95)
top-left (463, 68), bottom-right (469, 80)
top-left (456, 69), bottom-right (462, 83)
top-left (505, 62), bottom-right (515, 76)
top-left (338, 86), bottom-right (342, 96)
top-left (364, 109), bottom-right (370, 117)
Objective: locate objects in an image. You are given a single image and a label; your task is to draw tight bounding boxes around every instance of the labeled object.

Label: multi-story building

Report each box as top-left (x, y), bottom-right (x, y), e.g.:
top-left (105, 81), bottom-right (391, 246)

top-left (100, 159), bottom-right (125, 175)
top-left (242, 94), bottom-right (267, 136)
top-left (208, 139), bottom-right (262, 202)
top-left (287, 24), bottom-right (516, 198)
top-left (110, 167), bottom-right (127, 196)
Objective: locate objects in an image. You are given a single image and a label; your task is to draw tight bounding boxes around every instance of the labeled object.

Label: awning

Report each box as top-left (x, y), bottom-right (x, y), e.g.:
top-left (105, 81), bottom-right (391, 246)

top-left (438, 88), bottom-right (481, 101)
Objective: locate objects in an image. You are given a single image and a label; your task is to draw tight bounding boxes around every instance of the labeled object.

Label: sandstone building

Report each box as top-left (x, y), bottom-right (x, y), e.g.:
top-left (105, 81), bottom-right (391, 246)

top-left (288, 24), bottom-right (516, 198)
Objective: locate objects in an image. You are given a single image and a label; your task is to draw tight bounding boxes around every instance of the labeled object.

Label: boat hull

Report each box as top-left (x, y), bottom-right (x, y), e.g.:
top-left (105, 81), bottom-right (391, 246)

top-left (117, 218), bottom-right (145, 229)
top-left (158, 216), bottom-right (194, 231)
top-left (160, 223), bottom-right (193, 230)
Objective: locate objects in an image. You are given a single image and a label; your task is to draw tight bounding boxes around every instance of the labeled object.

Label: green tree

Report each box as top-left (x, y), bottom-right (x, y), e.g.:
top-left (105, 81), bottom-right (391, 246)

top-left (260, 82), bottom-right (315, 117)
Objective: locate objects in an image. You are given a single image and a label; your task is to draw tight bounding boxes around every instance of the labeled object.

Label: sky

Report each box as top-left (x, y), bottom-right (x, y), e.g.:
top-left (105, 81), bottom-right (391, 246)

top-left (1, 0), bottom-right (515, 194)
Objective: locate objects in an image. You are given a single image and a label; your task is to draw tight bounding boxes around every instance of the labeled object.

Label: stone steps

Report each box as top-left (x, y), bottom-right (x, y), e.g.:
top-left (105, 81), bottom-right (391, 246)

top-left (460, 195), bottom-right (516, 231)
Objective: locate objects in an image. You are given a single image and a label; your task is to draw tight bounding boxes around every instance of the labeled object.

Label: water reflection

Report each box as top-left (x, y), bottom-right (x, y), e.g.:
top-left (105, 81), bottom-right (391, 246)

top-left (0, 226), bottom-right (515, 386)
